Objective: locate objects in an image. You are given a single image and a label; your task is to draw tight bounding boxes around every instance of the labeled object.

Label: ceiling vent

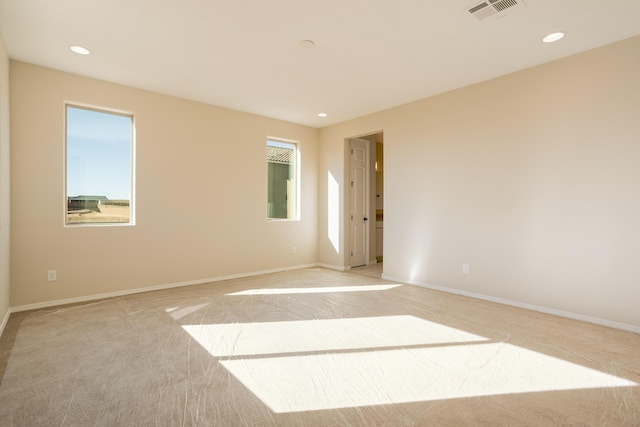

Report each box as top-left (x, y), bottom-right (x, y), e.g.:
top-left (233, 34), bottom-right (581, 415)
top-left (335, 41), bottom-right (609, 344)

top-left (468, 0), bottom-right (523, 20)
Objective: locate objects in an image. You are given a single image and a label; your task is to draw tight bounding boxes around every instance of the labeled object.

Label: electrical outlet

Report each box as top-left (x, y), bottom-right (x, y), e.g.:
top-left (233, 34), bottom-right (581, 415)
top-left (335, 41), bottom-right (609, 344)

top-left (291, 246), bottom-right (297, 254)
top-left (47, 270), bottom-right (57, 281)
top-left (462, 264), bottom-right (470, 274)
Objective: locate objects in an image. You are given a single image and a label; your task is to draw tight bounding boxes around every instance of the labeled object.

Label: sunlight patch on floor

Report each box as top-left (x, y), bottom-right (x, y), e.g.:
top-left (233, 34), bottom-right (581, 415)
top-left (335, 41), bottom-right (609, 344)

top-left (226, 284), bottom-right (401, 296)
top-left (165, 303), bottom-right (211, 320)
top-left (182, 315), bottom-right (486, 357)
top-left (220, 342), bottom-right (636, 413)
top-left (183, 315), bottom-right (637, 413)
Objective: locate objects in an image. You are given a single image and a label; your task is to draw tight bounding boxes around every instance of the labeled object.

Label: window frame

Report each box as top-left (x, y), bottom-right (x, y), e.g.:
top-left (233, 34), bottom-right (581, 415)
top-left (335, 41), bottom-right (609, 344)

top-left (266, 137), bottom-right (300, 221)
top-left (64, 102), bottom-right (136, 227)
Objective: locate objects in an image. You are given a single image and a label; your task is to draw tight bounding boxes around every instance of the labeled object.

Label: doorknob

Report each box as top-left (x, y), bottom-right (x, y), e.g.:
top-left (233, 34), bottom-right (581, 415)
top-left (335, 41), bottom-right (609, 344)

top-left (364, 217), bottom-right (368, 221)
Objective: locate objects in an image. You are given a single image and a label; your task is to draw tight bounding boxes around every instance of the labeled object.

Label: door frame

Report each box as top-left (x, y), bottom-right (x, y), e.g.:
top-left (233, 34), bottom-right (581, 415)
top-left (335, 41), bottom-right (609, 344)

top-left (345, 131), bottom-right (384, 268)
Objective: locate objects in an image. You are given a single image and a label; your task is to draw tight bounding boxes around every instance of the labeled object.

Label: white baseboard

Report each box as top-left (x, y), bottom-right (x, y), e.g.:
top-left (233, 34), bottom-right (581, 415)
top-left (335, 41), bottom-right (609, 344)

top-left (12, 266), bottom-right (635, 335)
top-left (0, 307), bottom-right (10, 338)
top-left (382, 274), bottom-right (640, 335)
top-left (11, 263), bottom-right (318, 313)
top-left (317, 263), bottom-right (348, 271)
top-left (320, 262), bottom-right (380, 271)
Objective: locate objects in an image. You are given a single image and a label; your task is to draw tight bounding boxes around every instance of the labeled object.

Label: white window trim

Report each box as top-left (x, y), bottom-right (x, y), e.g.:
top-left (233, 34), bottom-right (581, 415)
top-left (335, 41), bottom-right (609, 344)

top-left (63, 102), bottom-right (136, 227)
top-left (266, 137), bottom-right (300, 221)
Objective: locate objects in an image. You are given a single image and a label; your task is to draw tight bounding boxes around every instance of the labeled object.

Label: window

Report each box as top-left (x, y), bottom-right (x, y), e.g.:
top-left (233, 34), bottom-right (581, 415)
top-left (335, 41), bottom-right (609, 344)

top-left (267, 139), bottom-right (298, 220)
top-left (65, 105), bottom-right (134, 225)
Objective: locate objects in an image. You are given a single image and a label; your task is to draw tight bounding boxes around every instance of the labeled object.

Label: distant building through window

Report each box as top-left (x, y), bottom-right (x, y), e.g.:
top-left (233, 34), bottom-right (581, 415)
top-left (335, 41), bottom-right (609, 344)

top-left (65, 105), bottom-right (134, 225)
top-left (267, 139), bottom-right (298, 220)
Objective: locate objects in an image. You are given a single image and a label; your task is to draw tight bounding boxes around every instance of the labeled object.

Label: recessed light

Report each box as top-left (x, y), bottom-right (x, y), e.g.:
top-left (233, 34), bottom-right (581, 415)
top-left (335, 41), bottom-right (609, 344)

top-left (318, 113), bottom-right (328, 117)
top-left (542, 32), bottom-right (565, 43)
top-left (299, 40), bottom-right (315, 49)
top-left (70, 45), bottom-right (91, 55)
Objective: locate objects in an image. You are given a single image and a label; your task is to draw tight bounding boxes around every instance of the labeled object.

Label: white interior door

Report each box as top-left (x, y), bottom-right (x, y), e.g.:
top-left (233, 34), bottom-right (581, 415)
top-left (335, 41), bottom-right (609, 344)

top-left (349, 138), bottom-right (369, 267)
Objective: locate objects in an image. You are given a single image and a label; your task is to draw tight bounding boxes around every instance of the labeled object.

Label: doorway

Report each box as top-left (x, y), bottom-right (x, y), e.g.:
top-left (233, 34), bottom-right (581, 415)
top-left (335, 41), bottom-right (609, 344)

top-left (348, 132), bottom-right (383, 268)
top-left (348, 138), bottom-right (369, 267)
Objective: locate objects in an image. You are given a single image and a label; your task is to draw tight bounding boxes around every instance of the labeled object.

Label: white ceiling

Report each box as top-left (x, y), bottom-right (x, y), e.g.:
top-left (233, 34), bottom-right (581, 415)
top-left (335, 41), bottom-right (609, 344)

top-left (0, 0), bottom-right (639, 128)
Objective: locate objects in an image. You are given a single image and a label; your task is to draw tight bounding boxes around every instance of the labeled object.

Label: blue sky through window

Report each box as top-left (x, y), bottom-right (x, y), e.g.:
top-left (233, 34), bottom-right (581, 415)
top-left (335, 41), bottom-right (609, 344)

top-left (67, 106), bottom-right (132, 200)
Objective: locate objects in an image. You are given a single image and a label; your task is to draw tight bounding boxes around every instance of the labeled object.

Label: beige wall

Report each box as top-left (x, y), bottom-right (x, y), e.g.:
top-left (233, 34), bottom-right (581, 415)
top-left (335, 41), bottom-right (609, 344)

top-left (0, 33), bottom-right (10, 328)
top-left (10, 62), bottom-right (319, 307)
top-left (319, 35), bottom-right (640, 329)
top-left (6, 35), bottom-right (640, 330)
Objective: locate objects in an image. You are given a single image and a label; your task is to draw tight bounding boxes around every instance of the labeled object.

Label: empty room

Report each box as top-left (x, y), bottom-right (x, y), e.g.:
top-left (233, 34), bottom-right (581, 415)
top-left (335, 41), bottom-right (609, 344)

top-left (1, 0), bottom-right (639, 425)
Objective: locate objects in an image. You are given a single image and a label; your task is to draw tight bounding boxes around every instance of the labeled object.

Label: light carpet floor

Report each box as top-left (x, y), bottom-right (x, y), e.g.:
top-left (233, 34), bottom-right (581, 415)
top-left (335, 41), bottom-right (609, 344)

top-left (1, 267), bottom-right (639, 426)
